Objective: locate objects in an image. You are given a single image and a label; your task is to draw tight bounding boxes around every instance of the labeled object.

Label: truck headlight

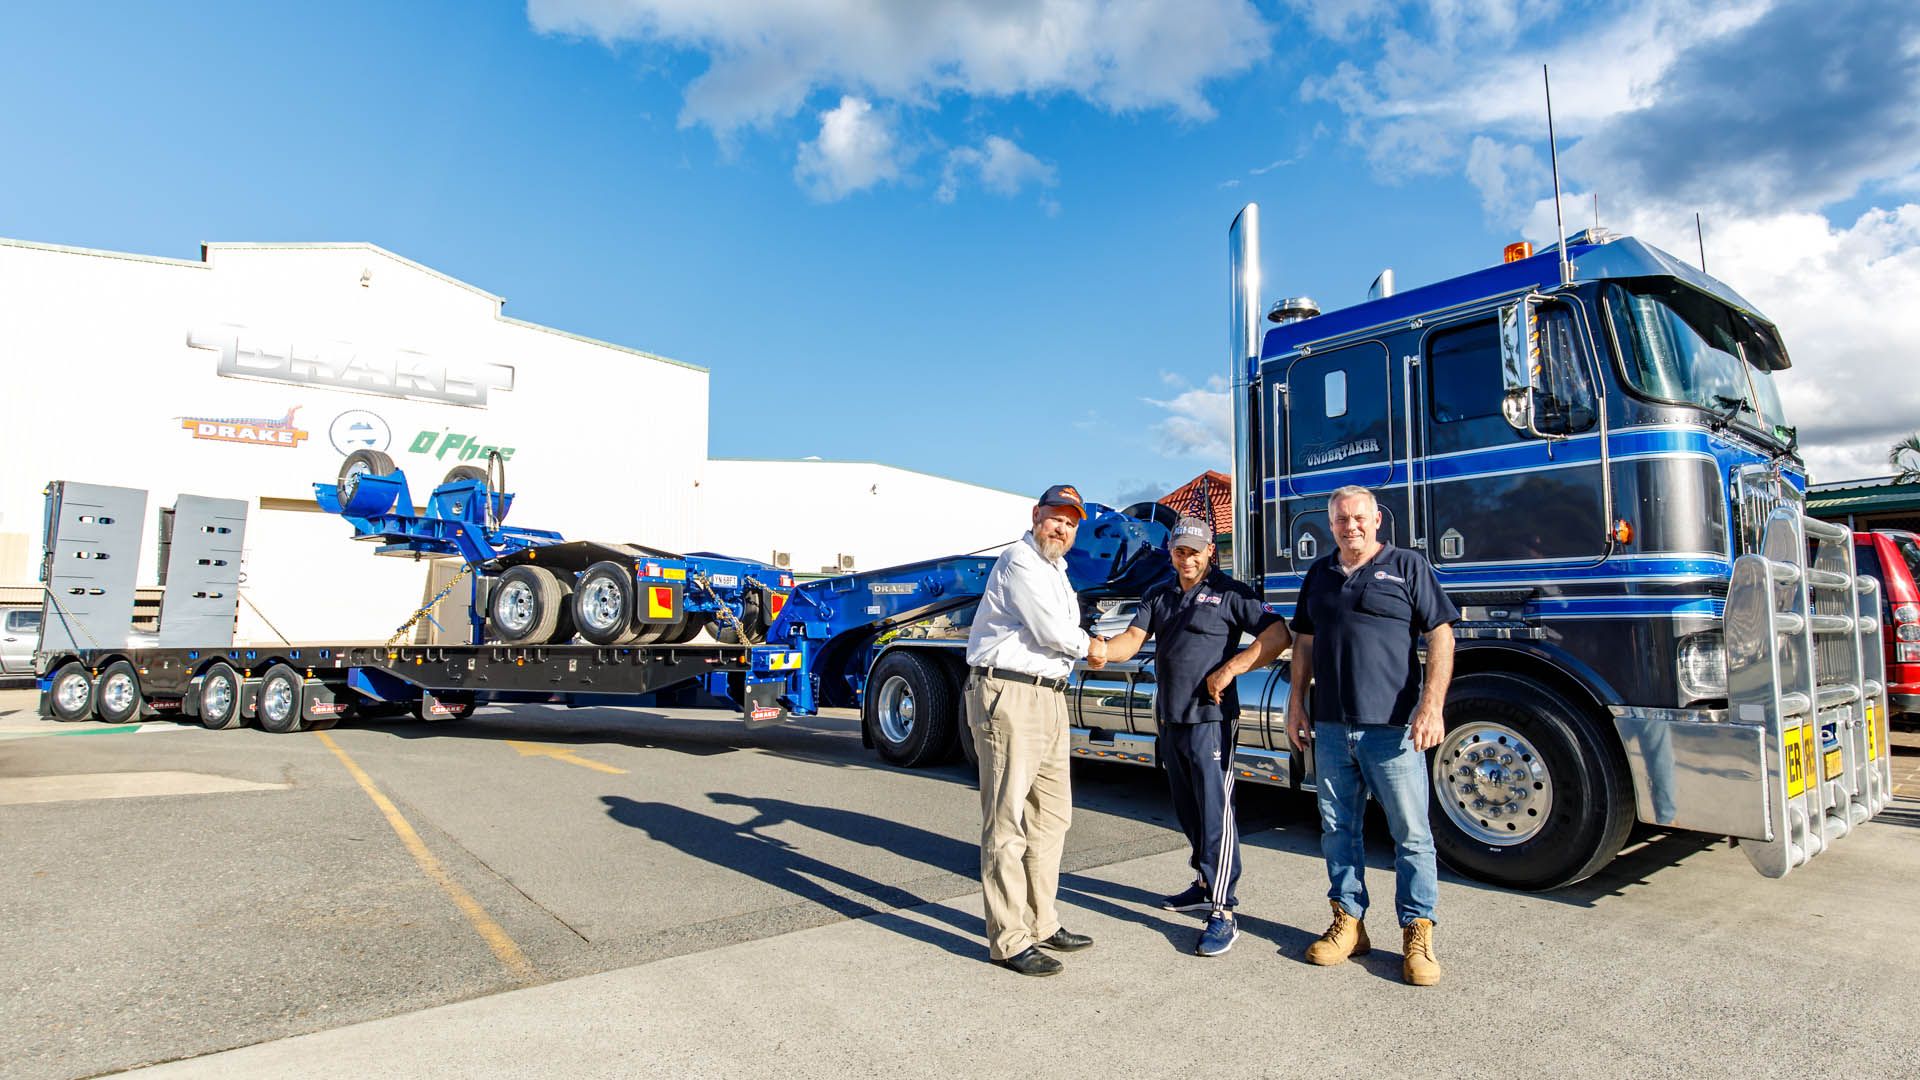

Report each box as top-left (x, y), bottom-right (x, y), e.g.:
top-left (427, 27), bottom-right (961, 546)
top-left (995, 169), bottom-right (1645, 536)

top-left (1677, 631), bottom-right (1727, 702)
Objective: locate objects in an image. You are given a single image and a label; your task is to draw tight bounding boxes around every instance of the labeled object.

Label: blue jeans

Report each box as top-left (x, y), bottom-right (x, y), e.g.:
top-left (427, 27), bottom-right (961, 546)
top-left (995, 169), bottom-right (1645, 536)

top-left (1314, 720), bottom-right (1438, 926)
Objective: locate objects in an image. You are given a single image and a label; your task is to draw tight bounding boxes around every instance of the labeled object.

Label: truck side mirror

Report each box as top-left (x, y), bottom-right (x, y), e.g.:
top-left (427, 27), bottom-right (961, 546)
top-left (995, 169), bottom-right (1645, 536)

top-left (1498, 299), bottom-right (1539, 433)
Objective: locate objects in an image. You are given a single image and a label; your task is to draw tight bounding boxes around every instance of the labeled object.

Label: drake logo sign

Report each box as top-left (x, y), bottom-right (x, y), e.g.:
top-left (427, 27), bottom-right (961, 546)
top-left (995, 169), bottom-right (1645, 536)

top-left (179, 406), bottom-right (310, 448)
top-left (190, 327), bottom-right (515, 408)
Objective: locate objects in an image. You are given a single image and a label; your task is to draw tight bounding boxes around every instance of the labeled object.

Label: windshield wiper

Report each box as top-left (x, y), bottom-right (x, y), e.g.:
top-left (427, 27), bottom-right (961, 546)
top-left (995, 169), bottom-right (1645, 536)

top-left (1708, 394), bottom-right (1744, 432)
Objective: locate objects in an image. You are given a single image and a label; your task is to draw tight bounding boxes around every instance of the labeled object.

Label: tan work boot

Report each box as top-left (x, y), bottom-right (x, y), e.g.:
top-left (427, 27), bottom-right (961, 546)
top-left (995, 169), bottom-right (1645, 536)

top-left (1305, 899), bottom-right (1370, 965)
top-left (1402, 918), bottom-right (1442, 986)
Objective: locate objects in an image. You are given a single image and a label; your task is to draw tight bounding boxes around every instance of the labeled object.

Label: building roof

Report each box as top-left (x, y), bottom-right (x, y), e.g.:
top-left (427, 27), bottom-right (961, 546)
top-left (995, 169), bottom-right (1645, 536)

top-left (1160, 470), bottom-right (1233, 536)
top-left (1806, 475), bottom-right (1920, 515)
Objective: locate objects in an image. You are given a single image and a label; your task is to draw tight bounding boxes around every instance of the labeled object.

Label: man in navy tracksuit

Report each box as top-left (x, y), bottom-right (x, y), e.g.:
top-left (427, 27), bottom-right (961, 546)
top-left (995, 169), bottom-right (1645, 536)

top-left (1098, 517), bottom-right (1291, 955)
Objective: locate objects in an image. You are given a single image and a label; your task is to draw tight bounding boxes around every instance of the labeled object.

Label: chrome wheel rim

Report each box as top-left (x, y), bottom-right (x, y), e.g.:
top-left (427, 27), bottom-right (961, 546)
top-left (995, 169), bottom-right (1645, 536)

top-left (340, 461), bottom-right (370, 500)
top-left (56, 672), bottom-right (90, 713)
top-left (496, 581), bottom-right (535, 635)
top-left (262, 679), bottom-right (295, 727)
top-left (1434, 720), bottom-right (1554, 846)
top-left (876, 675), bottom-right (917, 745)
top-left (101, 672), bottom-right (136, 716)
top-left (203, 676), bottom-right (234, 721)
top-left (579, 578), bottom-right (625, 633)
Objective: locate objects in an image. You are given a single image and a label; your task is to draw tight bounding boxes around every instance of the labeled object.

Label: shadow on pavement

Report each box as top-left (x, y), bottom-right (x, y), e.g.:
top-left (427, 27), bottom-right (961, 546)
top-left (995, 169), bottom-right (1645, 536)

top-left (600, 793), bottom-right (987, 961)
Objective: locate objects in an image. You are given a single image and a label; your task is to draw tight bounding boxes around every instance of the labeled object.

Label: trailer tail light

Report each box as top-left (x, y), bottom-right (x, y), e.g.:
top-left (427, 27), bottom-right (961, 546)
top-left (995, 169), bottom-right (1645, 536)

top-left (1504, 241), bottom-right (1533, 263)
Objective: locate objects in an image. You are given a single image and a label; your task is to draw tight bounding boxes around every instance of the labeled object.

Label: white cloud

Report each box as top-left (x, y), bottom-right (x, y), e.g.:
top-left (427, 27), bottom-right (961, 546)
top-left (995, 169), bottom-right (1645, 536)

top-left (1146, 374), bottom-right (1232, 461)
top-left (937, 135), bottom-right (1057, 203)
top-left (794, 96), bottom-right (904, 201)
top-left (529, 0), bottom-right (1273, 134)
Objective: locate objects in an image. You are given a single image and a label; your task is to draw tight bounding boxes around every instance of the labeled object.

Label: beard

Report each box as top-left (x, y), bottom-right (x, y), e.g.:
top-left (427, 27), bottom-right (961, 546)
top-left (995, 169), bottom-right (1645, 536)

top-left (1035, 533), bottom-right (1071, 560)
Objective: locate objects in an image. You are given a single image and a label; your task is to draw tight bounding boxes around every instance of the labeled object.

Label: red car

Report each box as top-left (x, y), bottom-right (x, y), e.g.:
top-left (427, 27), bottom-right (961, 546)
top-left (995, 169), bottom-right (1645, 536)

top-left (1853, 529), bottom-right (1920, 723)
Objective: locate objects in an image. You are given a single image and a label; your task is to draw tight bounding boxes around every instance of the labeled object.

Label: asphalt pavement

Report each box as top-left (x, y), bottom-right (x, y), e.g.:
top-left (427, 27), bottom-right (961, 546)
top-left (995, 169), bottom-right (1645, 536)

top-left (3, 689), bottom-right (1918, 1079)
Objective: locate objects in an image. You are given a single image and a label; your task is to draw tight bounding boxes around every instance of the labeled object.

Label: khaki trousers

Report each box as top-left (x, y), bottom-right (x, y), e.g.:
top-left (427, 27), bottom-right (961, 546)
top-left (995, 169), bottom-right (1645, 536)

top-left (967, 673), bottom-right (1073, 960)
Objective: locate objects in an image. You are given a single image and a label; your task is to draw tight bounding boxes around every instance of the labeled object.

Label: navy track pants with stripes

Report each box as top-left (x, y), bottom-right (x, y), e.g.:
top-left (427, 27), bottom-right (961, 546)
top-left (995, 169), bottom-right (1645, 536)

top-left (1159, 720), bottom-right (1240, 910)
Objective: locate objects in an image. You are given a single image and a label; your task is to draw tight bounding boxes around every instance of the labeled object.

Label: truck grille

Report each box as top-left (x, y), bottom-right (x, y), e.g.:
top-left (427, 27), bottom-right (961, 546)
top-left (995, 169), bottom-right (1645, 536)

top-left (1732, 465), bottom-right (1801, 557)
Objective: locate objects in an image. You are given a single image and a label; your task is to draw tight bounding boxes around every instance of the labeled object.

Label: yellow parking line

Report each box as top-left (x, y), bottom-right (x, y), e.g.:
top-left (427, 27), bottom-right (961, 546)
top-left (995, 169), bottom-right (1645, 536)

top-left (504, 739), bottom-right (628, 775)
top-left (314, 731), bottom-right (536, 982)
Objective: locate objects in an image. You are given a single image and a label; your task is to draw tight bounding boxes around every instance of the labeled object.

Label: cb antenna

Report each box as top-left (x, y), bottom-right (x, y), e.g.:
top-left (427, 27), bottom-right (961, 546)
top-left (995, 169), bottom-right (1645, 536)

top-left (1544, 64), bottom-right (1571, 287)
top-left (1695, 212), bottom-right (1708, 273)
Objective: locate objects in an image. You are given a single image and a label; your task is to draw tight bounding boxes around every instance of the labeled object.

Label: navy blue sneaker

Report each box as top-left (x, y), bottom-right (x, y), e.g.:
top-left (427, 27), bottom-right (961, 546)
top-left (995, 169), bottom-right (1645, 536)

top-left (1160, 882), bottom-right (1211, 912)
top-left (1195, 911), bottom-right (1239, 956)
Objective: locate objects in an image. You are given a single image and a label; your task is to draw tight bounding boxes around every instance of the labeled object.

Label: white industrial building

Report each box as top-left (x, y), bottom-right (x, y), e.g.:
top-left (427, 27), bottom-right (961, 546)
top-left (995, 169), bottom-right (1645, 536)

top-left (0, 236), bottom-right (1031, 644)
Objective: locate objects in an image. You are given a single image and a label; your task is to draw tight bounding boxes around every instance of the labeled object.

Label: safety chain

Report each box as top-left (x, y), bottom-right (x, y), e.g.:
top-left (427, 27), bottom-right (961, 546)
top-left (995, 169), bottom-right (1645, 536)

top-left (389, 562), bottom-right (477, 647)
top-left (689, 571), bottom-right (758, 645)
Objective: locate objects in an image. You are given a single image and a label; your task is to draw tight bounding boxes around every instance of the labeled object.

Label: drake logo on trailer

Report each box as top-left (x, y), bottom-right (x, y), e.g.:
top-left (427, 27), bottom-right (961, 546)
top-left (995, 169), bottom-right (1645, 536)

top-left (190, 327), bottom-right (515, 407)
top-left (178, 406), bottom-right (310, 448)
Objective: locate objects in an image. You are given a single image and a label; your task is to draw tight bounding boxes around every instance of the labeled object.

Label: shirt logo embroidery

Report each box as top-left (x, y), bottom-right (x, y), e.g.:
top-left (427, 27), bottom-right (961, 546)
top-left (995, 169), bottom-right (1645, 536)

top-left (1373, 570), bottom-right (1405, 583)
top-left (1198, 594), bottom-right (1223, 605)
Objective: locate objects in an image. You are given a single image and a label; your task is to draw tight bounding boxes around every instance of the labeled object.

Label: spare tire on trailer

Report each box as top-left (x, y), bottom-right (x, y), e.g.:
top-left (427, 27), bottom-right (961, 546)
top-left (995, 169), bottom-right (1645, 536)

top-left (572, 561), bottom-right (639, 646)
top-left (337, 449), bottom-right (397, 505)
top-left (47, 661), bottom-right (94, 722)
top-left (488, 565), bottom-right (571, 644)
top-left (864, 650), bottom-right (959, 767)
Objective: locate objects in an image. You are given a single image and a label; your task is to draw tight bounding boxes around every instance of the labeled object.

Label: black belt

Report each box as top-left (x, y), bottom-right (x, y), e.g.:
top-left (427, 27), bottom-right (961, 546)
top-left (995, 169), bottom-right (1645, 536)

top-left (972, 666), bottom-right (1069, 693)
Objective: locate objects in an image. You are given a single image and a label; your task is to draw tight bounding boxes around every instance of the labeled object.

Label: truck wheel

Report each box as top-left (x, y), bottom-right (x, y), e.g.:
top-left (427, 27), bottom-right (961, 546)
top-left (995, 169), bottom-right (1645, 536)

top-left (256, 664), bottom-right (305, 734)
top-left (442, 464), bottom-right (488, 485)
top-left (337, 449), bottom-right (397, 504)
top-left (572, 561), bottom-right (637, 646)
top-left (489, 565), bottom-right (568, 644)
top-left (414, 691), bottom-right (475, 722)
top-left (95, 661), bottom-right (142, 724)
top-left (864, 651), bottom-right (958, 767)
top-left (661, 616), bottom-right (707, 644)
top-left (48, 662), bottom-right (94, 722)
top-left (1429, 672), bottom-right (1633, 891)
top-left (198, 663), bottom-right (245, 729)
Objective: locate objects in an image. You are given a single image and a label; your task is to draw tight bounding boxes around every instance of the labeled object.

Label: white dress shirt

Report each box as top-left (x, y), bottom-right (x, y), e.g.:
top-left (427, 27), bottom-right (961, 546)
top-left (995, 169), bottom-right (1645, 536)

top-left (965, 531), bottom-right (1090, 678)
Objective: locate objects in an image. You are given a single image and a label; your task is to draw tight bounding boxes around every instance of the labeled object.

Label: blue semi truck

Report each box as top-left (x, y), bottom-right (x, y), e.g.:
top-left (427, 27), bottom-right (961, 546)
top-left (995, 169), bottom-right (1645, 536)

top-left (33, 205), bottom-right (1895, 890)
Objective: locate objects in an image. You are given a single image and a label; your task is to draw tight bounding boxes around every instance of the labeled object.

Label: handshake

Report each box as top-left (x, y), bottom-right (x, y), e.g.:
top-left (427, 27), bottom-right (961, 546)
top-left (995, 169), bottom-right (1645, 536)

top-left (1086, 635), bottom-right (1110, 670)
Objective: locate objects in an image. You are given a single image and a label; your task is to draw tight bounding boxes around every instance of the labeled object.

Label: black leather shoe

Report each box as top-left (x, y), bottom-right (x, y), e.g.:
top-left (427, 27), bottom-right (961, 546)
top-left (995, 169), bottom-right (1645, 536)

top-left (1037, 928), bottom-right (1093, 952)
top-left (993, 946), bottom-right (1063, 976)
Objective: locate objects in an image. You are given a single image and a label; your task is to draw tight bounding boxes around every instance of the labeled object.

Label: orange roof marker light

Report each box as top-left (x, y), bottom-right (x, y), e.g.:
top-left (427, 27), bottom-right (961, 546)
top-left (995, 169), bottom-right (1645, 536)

top-left (1503, 241), bottom-right (1534, 263)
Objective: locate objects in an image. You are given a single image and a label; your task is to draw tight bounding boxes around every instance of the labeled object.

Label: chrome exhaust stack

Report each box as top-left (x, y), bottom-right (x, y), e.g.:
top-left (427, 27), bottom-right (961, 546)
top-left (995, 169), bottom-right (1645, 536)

top-left (1228, 205), bottom-right (1261, 584)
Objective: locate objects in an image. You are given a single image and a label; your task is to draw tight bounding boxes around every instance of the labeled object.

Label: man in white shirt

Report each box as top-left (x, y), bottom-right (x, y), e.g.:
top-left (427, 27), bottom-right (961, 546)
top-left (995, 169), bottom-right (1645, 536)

top-left (964, 483), bottom-right (1108, 976)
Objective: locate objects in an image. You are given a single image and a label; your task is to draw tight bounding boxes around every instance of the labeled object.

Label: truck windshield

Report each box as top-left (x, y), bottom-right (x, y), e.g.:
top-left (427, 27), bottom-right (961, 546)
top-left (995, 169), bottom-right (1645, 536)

top-left (1603, 281), bottom-right (1793, 444)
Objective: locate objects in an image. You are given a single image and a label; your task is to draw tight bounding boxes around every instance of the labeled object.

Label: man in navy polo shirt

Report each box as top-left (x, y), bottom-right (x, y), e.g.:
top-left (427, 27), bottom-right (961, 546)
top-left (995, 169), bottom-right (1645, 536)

top-left (1286, 484), bottom-right (1458, 986)
top-left (1099, 517), bottom-right (1289, 956)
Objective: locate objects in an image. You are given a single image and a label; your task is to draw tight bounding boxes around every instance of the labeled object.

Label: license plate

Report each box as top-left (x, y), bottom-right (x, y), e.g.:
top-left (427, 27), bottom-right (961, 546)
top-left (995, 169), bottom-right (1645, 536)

top-left (709, 574), bottom-right (739, 588)
top-left (1867, 702), bottom-right (1879, 761)
top-left (1784, 724), bottom-right (1809, 799)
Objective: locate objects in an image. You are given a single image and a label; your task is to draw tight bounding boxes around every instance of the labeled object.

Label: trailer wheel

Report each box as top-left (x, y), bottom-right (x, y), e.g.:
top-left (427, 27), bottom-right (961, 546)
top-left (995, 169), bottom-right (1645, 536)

top-left (48, 662), bottom-right (94, 722)
top-left (338, 449), bottom-right (397, 504)
top-left (414, 691), bottom-right (475, 722)
top-left (198, 663), bottom-right (245, 729)
top-left (1429, 672), bottom-right (1633, 891)
top-left (442, 464), bottom-right (488, 485)
top-left (489, 565), bottom-right (569, 644)
top-left (865, 650), bottom-right (959, 767)
top-left (661, 616), bottom-right (708, 644)
top-left (95, 661), bottom-right (142, 724)
top-left (573, 561), bottom-right (637, 646)
top-left (256, 664), bottom-right (305, 734)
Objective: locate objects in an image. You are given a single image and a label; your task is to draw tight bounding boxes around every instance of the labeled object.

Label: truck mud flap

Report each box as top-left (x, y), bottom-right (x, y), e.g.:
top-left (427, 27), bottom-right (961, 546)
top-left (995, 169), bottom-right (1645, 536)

top-left (742, 646), bottom-right (802, 729)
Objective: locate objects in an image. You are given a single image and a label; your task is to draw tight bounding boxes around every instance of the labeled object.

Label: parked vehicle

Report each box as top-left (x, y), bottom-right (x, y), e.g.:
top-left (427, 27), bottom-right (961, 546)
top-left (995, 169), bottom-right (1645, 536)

top-left (2, 607), bottom-right (41, 675)
top-left (1851, 529), bottom-right (1920, 724)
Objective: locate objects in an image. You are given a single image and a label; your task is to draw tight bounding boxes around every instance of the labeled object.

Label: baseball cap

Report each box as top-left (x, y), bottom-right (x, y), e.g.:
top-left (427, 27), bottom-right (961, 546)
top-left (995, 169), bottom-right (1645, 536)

top-left (1170, 516), bottom-right (1213, 550)
top-left (1037, 483), bottom-right (1086, 521)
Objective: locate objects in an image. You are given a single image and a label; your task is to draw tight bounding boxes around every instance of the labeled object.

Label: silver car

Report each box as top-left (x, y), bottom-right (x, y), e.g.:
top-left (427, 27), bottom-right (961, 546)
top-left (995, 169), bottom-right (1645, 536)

top-left (1, 607), bottom-right (41, 675)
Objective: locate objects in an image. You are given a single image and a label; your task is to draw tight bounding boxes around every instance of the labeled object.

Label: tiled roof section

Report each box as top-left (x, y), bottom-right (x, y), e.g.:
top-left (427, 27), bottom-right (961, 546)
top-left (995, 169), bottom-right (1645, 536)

top-left (1161, 470), bottom-right (1233, 536)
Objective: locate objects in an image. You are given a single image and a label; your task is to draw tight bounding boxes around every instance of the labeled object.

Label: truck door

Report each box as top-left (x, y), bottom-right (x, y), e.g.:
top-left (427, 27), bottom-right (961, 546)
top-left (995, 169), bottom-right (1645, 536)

top-left (1, 608), bottom-right (40, 673)
top-left (1418, 304), bottom-right (1605, 575)
top-left (1282, 340), bottom-right (1397, 570)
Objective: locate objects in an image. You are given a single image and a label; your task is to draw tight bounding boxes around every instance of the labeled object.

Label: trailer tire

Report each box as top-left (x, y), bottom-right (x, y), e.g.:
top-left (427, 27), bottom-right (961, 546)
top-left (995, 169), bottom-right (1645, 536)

top-left (489, 565), bottom-right (569, 644)
top-left (95, 661), bottom-right (142, 724)
top-left (414, 692), bottom-right (475, 722)
top-left (198, 663), bottom-right (245, 729)
top-left (573, 561), bottom-right (637, 646)
top-left (1429, 672), bottom-right (1633, 891)
top-left (338, 449), bottom-right (397, 505)
top-left (865, 650), bottom-right (959, 768)
top-left (48, 662), bottom-right (95, 722)
top-left (442, 464), bottom-right (488, 485)
top-left (662, 615), bottom-right (707, 644)
top-left (256, 664), bottom-right (305, 734)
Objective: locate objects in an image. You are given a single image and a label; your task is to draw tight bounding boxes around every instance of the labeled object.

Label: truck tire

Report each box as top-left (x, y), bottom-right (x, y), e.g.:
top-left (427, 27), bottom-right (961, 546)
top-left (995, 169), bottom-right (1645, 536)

top-left (442, 464), bottom-right (488, 485)
top-left (414, 691), bottom-right (476, 722)
top-left (572, 561), bottom-right (637, 646)
top-left (198, 663), bottom-right (245, 730)
top-left (256, 664), bottom-right (305, 734)
top-left (864, 650), bottom-right (959, 767)
top-left (1429, 672), bottom-right (1634, 891)
top-left (661, 615), bottom-right (707, 644)
top-left (94, 661), bottom-right (142, 724)
top-left (488, 565), bottom-right (569, 644)
top-left (48, 662), bottom-right (94, 722)
top-left (337, 449), bottom-right (397, 504)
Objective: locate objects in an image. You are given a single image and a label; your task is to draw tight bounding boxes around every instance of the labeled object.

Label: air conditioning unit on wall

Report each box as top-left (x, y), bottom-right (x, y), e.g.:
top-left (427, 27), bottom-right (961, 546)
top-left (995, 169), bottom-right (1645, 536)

top-left (837, 553), bottom-right (856, 571)
top-left (771, 550), bottom-right (792, 570)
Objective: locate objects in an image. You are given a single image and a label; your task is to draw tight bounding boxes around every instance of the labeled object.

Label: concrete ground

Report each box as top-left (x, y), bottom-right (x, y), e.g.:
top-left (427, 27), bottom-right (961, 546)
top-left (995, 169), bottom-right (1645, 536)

top-left (3, 689), bottom-right (1917, 1079)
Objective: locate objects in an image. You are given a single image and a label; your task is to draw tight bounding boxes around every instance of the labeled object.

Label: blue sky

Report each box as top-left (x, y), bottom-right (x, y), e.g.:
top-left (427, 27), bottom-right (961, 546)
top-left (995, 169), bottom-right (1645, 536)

top-left (5, 1), bottom-right (1917, 500)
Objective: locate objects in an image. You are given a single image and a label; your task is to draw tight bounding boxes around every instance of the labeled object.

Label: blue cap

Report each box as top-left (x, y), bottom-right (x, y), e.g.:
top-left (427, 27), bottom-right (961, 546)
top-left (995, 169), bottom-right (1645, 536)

top-left (1171, 516), bottom-right (1212, 550)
